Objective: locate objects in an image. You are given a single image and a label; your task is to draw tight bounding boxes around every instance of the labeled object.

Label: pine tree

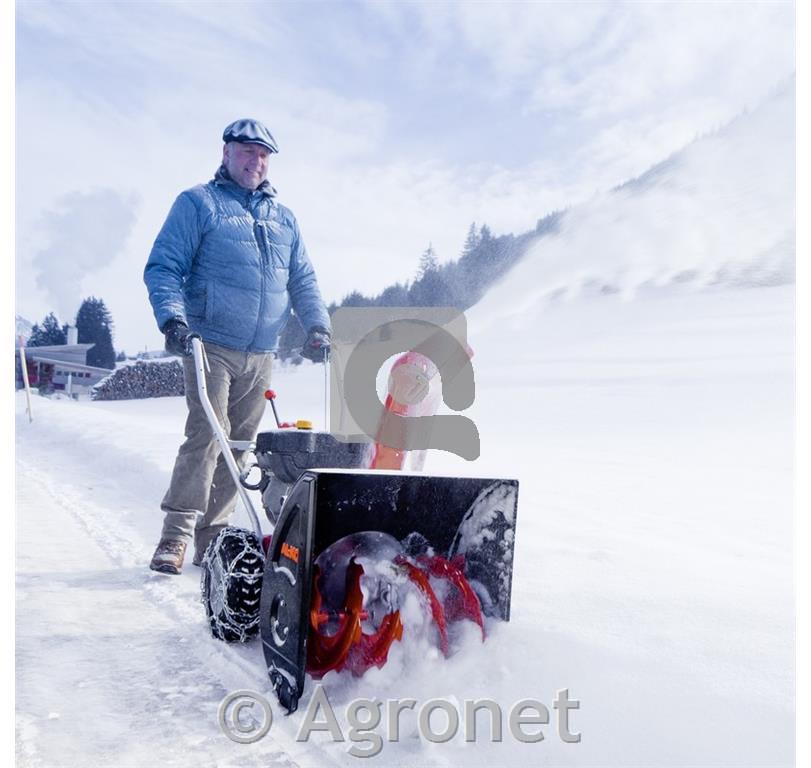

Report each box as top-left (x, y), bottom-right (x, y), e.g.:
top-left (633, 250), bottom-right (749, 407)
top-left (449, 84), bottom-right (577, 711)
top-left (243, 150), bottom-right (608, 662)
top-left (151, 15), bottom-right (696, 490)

top-left (342, 290), bottom-right (374, 307)
top-left (76, 297), bottom-right (116, 369)
top-left (410, 268), bottom-right (455, 307)
top-left (461, 223), bottom-right (480, 257)
top-left (28, 312), bottom-right (67, 346)
top-left (417, 243), bottom-right (439, 280)
top-left (376, 282), bottom-right (410, 307)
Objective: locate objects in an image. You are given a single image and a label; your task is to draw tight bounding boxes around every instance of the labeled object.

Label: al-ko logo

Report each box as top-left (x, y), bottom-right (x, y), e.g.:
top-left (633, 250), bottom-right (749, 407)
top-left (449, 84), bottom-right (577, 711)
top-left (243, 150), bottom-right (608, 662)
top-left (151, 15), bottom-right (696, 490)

top-left (280, 541), bottom-right (299, 563)
top-left (218, 686), bottom-right (581, 758)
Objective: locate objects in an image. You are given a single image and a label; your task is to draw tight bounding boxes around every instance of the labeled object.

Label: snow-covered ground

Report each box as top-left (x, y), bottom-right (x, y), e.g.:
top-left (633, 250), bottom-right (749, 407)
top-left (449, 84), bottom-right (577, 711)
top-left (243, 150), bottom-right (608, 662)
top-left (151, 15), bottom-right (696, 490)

top-left (16, 86), bottom-right (794, 767)
top-left (15, 282), bottom-right (794, 768)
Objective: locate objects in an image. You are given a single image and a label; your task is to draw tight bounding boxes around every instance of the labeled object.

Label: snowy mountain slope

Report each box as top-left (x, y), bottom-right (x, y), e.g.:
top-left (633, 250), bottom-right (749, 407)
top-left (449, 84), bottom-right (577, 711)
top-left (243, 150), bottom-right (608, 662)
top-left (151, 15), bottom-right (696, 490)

top-left (473, 82), bottom-right (794, 329)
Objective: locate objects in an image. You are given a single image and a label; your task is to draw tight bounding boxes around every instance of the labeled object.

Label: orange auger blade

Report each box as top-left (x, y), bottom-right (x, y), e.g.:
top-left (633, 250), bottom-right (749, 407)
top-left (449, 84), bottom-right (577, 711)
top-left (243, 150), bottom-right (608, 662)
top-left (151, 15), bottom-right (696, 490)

top-left (306, 562), bottom-right (363, 677)
top-left (417, 554), bottom-right (485, 640)
top-left (395, 555), bottom-right (449, 656)
top-left (345, 611), bottom-right (404, 676)
top-left (307, 553), bottom-right (485, 678)
top-left (307, 559), bottom-right (404, 678)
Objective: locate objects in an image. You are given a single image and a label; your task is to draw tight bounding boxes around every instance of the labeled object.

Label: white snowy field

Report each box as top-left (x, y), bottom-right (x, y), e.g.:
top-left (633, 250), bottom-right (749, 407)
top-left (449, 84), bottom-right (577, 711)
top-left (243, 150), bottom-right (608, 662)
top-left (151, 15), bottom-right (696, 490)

top-left (15, 281), bottom-right (794, 768)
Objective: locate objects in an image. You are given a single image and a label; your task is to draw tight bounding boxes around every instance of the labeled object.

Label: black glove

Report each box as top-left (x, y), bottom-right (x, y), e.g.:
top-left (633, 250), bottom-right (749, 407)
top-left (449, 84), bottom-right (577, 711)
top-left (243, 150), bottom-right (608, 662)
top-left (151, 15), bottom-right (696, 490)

top-left (301, 326), bottom-right (330, 362)
top-left (162, 319), bottom-right (195, 357)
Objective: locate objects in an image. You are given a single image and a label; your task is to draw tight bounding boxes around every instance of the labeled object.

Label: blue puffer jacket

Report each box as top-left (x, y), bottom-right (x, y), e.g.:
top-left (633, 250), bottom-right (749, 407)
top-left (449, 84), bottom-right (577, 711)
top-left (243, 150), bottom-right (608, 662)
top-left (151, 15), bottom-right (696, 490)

top-left (144, 167), bottom-right (330, 352)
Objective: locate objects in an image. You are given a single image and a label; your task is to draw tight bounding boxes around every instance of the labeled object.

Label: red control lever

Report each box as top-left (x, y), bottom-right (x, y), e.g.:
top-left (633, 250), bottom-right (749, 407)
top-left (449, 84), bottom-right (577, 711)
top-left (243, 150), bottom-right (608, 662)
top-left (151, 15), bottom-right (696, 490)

top-left (264, 389), bottom-right (294, 429)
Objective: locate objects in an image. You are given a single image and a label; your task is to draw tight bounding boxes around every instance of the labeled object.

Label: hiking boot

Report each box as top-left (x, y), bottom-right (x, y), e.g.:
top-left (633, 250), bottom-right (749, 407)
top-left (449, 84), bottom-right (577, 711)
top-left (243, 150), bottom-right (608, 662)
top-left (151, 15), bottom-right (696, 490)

top-left (149, 538), bottom-right (187, 574)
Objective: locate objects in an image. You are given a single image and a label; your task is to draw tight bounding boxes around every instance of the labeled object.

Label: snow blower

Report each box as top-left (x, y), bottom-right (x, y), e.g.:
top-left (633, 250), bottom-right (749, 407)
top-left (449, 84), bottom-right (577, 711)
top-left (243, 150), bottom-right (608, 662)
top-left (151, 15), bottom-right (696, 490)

top-left (192, 337), bottom-right (519, 713)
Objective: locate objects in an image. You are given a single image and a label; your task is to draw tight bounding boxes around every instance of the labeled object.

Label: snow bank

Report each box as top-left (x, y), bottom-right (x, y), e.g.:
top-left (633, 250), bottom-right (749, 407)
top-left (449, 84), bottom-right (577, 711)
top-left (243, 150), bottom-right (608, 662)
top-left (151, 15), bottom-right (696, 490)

top-left (473, 83), bottom-right (794, 335)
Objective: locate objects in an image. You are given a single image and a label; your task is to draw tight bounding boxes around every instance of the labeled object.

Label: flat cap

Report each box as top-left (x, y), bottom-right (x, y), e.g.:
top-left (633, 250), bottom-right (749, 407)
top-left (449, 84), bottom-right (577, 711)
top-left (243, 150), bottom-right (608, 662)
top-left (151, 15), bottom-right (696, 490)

top-left (222, 118), bottom-right (279, 153)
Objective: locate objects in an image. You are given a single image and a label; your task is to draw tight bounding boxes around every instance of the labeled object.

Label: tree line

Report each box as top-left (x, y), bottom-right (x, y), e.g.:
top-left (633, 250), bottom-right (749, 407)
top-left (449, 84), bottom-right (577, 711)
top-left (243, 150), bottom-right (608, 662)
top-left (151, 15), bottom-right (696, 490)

top-left (26, 297), bottom-right (117, 369)
top-left (277, 212), bottom-right (563, 361)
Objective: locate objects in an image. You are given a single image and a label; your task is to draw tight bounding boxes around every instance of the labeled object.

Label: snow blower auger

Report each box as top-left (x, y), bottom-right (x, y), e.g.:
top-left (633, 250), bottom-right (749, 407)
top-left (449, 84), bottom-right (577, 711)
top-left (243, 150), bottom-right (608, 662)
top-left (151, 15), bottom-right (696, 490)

top-left (192, 337), bottom-right (519, 714)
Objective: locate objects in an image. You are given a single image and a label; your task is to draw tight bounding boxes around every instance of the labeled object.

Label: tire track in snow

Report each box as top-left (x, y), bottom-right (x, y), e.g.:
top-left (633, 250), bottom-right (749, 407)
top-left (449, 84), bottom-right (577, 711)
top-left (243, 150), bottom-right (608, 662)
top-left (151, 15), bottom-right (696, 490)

top-left (16, 426), bottom-right (348, 768)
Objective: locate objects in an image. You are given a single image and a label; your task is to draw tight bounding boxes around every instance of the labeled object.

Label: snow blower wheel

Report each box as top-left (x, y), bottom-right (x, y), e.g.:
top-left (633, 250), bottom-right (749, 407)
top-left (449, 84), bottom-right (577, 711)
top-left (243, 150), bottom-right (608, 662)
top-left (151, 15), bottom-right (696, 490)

top-left (200, 527), bottom-right (265, 643)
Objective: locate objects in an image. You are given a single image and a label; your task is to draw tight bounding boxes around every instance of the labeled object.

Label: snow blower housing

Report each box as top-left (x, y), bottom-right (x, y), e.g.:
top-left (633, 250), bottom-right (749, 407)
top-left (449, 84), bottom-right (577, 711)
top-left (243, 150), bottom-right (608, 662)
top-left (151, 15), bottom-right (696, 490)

top-left (190, 338), bottom-right (519, 714)
top-left (261, 469), bottom-right (518, 712)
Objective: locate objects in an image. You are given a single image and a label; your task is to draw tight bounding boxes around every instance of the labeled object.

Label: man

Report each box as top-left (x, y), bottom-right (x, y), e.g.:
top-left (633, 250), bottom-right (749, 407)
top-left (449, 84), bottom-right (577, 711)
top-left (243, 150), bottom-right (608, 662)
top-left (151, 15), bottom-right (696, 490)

top-left (144, 118), bottom-right (330, 574)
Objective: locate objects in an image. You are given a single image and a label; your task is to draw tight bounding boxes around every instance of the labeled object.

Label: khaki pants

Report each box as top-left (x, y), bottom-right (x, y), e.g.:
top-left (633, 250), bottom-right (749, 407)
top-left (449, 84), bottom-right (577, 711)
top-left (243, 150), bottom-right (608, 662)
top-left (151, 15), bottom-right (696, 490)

top-left (160, 342), bottom-right (272, 561)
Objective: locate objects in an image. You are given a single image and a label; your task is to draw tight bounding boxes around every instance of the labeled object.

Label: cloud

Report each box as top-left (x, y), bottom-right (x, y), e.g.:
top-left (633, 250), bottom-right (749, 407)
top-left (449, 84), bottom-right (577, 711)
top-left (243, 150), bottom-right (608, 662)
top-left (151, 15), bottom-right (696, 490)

top-left (454, 2), bottom-right (608, 75)
top-left (370, 3), bottom-right (793, 165)
top-left (527, 3), bottom-right (794, 119)
top-left (14, 1), bottom-right (795, 353)
top-left (32, 189), bottom-right (140, 322)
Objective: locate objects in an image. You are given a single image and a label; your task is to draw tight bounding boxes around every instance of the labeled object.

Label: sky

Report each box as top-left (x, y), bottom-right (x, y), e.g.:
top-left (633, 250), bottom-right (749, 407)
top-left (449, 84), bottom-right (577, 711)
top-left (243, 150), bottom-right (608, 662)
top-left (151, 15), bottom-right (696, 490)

top-left (13, 0), bottom-right (795, 354)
